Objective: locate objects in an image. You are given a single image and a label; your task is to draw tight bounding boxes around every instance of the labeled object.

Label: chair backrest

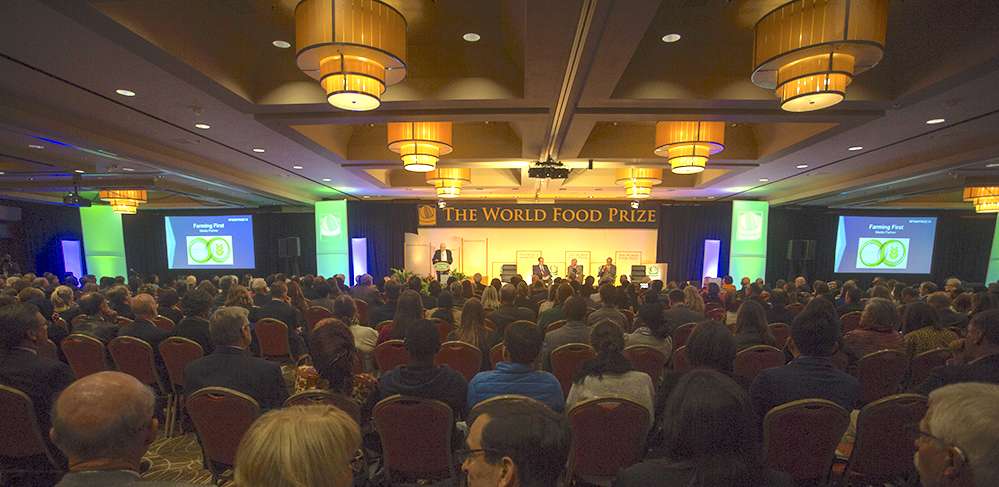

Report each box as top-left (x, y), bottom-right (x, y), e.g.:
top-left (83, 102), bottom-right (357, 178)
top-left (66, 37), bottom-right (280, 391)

top-left (374, 339), bottom-right (408, 373)
top-left (108, 336), bottom-right (166, 394)
top-left (283, 390), bottom-right (361, 425)
top-left (621, 309), bottom-right (635, 331)
top-left (54, 317), bottom-right (69, 332)
top-left (840, 311), bottom-right (864, 334)
top-left (38, 339), bottom-right (58, 361)
top-left (857, 349), bottom-right (909, 405)
top-left (518, 307), bottom-right (537, 320)
top-left (116, 317), bottom-right (133, 327)
top-left (546, 319), bottom-right (567, 333)
top-left (762, 398), bottom-right (850, 483)
top-left (435, 341), bottom-right (482, 383)
top-left (254, 318), bottom-right (294, 362)
top-left (431, 318), bottom-right (452, 343)
top-left (468, 394), bottom-right (531, 420)
top-left (670, 322), bottom-right (697, 348)
top-left (841, 394), bottom-right (927, 484)
top-left (305, 306), bottom-right (332, 332)
top-left (669, 345), bottom-right (693, 372)
top-left (734, 345), bottom-right (785, 384)
top-left (483, 318), bottom-right (496, 331)
top-left (373, 395), bottom-right (456, 482)
top-left (354, 299), bottom-right (369, 326)
top-left (490, 343), bottom-right (505, 368)
top-left (186, 387), bottom-right (260, 468)
top-left (768, 323), bottom-right (790, 348)
top-left (785, 303), bottom-right (804, 314)
top-left (375, 320), bottom-right (394, 332)
top-left (550, 343), bottom-right (597, 398)
top-left (909, 347), bottom-right (950, 388)
top-left (707, 308), bottom-right (726, 321)
top-left (158, 336), bottom-right (204, 391)
top-left (0, 385), bottom-right (58, 466)
top-left (567, 396), bottom-right (650, 478)
top-left (622, 345), bottom-right (667, 388)
top-left (61, 333), bottom-right (108, 378)
top-left (152, 315), bottom-right (175, 332)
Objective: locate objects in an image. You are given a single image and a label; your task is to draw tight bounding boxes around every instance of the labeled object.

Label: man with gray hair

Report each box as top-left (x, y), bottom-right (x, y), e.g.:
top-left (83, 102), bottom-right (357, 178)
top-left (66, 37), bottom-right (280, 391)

top-left (118, 293), bottom-right (170, 381)
top-left (843, 297), bottom-right (903, 358)
top-left (914, 382), bottom-right (999, 487)
top-left (350, 274), bottom-right (383, 309)
top-left (183, 307), bottom-right (288, 411)
top-left (212, 275), bottom-right (236, 308)
top-left (50, 371), bottom-right (194, 485)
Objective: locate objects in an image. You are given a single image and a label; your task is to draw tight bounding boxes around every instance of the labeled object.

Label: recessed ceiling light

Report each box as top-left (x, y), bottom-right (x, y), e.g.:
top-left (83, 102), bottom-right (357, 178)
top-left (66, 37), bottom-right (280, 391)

top-left (759, 178), bottom-right (769, 182)
top-left (707, 196), bottom-right (715, 199)
top-left (0, 172), bottom-right (5, 175)
top-left (987, 163), bottom-right (999, 168)
top-left (322, 178), bottom-right (332, 182)
top-left (797, 164), bottom-right (808, 169)
top-left (74, 169), bottom-right (85, 173)
top-left (28, 144), bottom-right (43, 149)
top-left (194, 123), bottom-right (210, 130)
top-left (121, 167), bottom-right (135, 172)
top-left (463, 33), bottom-right (481, 42)
top-left (848, 146), bottom-right (863, 151)
top-left (252, 148), bottom-right (265, 153)
top-left (926, 118), bottom-right (946, 124)
top-left (363, 195), bottom-right (370, 198)
top-left (661, 33), bottom-right (681, 43)
top-left (272, 40), bottom-right (291, 49)
top-left (292, 165), bottom-right (304, 170)
top-left (115, 89), bottom-right (136, 97)
top-left (588, 195), bottom-right (593, 198)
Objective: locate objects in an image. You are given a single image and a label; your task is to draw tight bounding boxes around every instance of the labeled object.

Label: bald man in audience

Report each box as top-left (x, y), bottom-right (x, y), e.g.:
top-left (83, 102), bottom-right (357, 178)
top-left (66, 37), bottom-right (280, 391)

top-left (50, 371), bottom-right (195, 486)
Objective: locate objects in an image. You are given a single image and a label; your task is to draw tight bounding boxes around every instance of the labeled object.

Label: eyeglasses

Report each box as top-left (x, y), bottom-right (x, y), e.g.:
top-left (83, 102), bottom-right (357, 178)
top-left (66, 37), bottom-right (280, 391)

top-left (350, 449), bottom-right (364, 473)
top-left (908, 424), bottom-right (967, 462)
top-left (454, 448), bottom-right (499, 464)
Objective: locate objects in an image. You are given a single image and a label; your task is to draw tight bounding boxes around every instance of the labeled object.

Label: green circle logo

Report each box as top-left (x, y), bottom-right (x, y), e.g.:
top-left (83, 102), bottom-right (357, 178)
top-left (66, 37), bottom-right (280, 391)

top-left (858, 239), bottom-right (906, 267)
top-left (189, 237), bottom-right (231, 263)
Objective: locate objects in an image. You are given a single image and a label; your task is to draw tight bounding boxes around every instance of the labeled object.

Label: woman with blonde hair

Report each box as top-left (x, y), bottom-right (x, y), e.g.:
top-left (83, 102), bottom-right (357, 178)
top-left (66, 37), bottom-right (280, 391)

top-left (51, 285), bottom-right (76, 313)
top-left (224, 284), bottom-right (258, 323)
top-left (446, 297), bottom-right (501, 371)
top-left (234, 405), bottom-right (361, 487)
top-left (480, 285), bottom-right (501, 310)
top-left (683, 285), bottom-right (705, 314)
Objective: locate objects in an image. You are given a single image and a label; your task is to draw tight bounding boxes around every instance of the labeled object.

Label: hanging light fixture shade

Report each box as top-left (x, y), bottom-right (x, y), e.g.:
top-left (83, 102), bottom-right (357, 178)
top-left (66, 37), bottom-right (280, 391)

top-left (752, 0), bottom-right (888, 112)
top-left (615, 168), bottom-right (662, 198)
top-left (964, 187), bottom-right (999, 213)
top-left (296, 0), bottom-right (407, 111)
top-left (388, 122), bottom-right (453, 172)
top-left (99, 189), bottom-right (146, 214)
top-left (655, 122), bottom-right (725, 174)
top-left (426, 168), bottom-right (470, 198)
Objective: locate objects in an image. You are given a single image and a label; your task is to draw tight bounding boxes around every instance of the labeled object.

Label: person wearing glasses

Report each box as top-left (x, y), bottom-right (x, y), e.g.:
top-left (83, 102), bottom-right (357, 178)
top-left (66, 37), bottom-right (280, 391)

top-left (460, 396), bottom-right (571, 487)
top-left (912, 309), bottom-right (999, 396)
top-left (914, 382), bottom-right (999, 487)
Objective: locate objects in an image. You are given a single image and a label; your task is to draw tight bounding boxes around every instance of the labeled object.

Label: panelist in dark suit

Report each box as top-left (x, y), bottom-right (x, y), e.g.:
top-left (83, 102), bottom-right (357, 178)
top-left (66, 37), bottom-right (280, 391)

top-left (532, 256), bottom-right (552, 285)
top-left (184, 307), bottom-right (289, 412)
top-left (256, 281), bottom-right (308, 358)
top-left (432, 243), bottom-right (453, 281)
top-left (598, 257), bottom-right (617, 281)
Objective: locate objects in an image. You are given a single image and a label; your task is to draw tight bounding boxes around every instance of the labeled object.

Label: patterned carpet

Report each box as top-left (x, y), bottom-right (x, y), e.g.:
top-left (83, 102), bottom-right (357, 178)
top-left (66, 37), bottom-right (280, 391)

top-left (141, 432), bottom-right (214, 484)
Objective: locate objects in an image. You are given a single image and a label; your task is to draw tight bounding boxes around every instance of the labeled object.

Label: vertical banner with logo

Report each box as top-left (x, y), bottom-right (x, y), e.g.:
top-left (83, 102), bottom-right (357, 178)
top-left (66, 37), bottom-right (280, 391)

top-left (315, 200), bottom-right (349, 278)
top-left (646, 263), bottom-right (668, 282)
top-left (79, 205), bottom-right (128, 279)
top-left (729, 201), bottom-right (769, 282)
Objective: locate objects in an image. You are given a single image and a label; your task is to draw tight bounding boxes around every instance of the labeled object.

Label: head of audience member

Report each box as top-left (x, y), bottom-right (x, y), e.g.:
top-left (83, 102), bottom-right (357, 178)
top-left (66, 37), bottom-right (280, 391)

top-left (460, 280), bottom-right (474, 300)
top-left (389, 290), bottom-right (426, 340)
top-left (944, 277), bottom-right (962, 294)
top-left (953, 293), bottom-right (973, 314)
top-left (859, 297), bottom-right (899, 333)
top-left (769, 289), bottom-right (788, 309)
top-left (404, 319), bottom-right (440, 365)
top-left (427, 280), bottom-right (443, 298)
top-left (490, 278), bottom-right (502, 293)
top-left (383, 280), bottom-right (402, 303)
top-left (964, 309), bottom-right (999, 361)
top-left (481, 286), bottom-right (501, 309)
top-left (308, 319), bottom-right (356, 393)
top-left (209, 306), bottom-right (251, 350)
top-left (871, 285), bottom-right (893, 301)
top-left (789, 308), bottom-right (840, 358)
top-left (195, 280), bottom-right (218, 298)
top-left (555, 283), bottom-right (573, 305)
top-left (181, 290), bottom-right (213, 319)
top-left (813, 281), bottom-right (829, 295)
top-left (250, 278), bottom-right (267, 296)
top-left (78, 292), bottom-right (111, 318)
top-left (17, 286), bottom-right (44, 303)
top-left (740, 277), bottom-right (751, 289)
top-left (404, 276), bottom-right (421, 294)
top-left (516, 281), bottom-right (530, 299)
top-left (794, 276), bottom-right (806, 287)
top-left (218, 275), bottom-right (235, 294)
top-left (900, 286), bottom-right (920, 303)
top-left (50, 371), bottom-right (158, 471)
top-left (706, 282), bottom-right (721, 297)
top-left (447, 281), bottom-right (463, 300)
top-left (224, 285), bottom-right (252, 310)
top-left (921, 281), bottom-right (939, 296)
top-left (803, 293), bottom-right (838, 316)
top-left (916, 382), bottom-right (999, 487)
top-left (332, 294), bottom-right (357, 324)
top-left (928, 292), bottom-right (953, 311)
top-left (500, 284), bottom-right (517, 306)
top-left (51, 285), bottom-right (75, 310)
top-left (357, 274), bottom-right (373, 287)
top-left (970, 292), bottom-right (996, 316)
top-left (563, 295), bottom-right (586, 322)
top-left (158, 287), bottom-right (180, 311)
top-left (0, 303), bottom-right (46, 351)
top-left (268, 281), bottom-right (288, 301)
top-left (471, 273), bottom-right (482, 285)
top-left (901, 301), bottom-right (944, 335)
top-left (597, 284), bottom-right (617, 309)
top-left (842, 286), bottom-right (861, 304)
top-left (463, 396), bottom-right (572, 487)
top-left (685, 321), bottom-right (737, 373)
top-left (502, 321), bottom-right (544, 365)
top-left (587, 320), bottom-right (626, 363)
top-left (658, 369), bottom-right (762, 485)
top-left (735, 300), bottom-right (772, 340)
top-left (666, 289), bottom-right (685, 308)
top-left (457, 298), bottom-right (487, 335)
top-left (130, 293), bottom-right (157, 320)
top-left (234, 405), bottom-right (360, 487)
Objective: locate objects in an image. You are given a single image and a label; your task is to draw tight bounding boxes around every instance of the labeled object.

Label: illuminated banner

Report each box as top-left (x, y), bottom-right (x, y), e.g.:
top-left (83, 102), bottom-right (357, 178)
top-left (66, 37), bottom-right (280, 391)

top-left (418, 203), bottom-right (657, 228)
top-left (80, 205), bottom-right (128, 278)
top-left (316, 200), bottom-right (349, 277)
top-left (729, 201), bottom-right (769, 282)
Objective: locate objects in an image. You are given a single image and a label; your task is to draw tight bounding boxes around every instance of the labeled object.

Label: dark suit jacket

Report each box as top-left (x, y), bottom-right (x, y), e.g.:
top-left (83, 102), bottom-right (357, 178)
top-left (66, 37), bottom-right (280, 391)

top-left (118, 318), bottom-right (171, 378)
top-left (487, 304), bottom-right (536, 337)
top-left (663, 304), bottom-right (705, 333)
top-left (0, 348), bottom-right (75, 435)
top-left (73, 315), bottom-right (119, 345)
top-left (184, 347), bottom-right (289, 412)
top-left (750, 356), bottom-right (859, 416)
top-left (532, 264), bottom-right (552, 280)
top-left (157, 307), bottom-right (183, 327)
top-left (598, 264), bottom-right (616, 280)
top-left (911, 353), bottom-right (999, 396)
top-left (171, 317), bottom-right (214, 355)
top-left (937, 309), bottom-right (970, 330)
top-left (836, 302), bottom-right (866, 317)
top-left (251, 293), bottom-right (270, 307)
top-left (351, 285), bottom-right (384, 308)
top-left (432, 249), bottom-right (453, 265)
top-left (257, 300), bottom-right (300, 330)
top-left (369, 300), bottom-right (398, 328)
top-left (310, 297), bottom-right (336, 313)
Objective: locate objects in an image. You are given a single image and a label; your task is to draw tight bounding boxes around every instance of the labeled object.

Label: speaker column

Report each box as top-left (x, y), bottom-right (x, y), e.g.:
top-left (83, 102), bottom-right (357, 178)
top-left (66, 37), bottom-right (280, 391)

top-left (279, 237), bottom-right (300, 277)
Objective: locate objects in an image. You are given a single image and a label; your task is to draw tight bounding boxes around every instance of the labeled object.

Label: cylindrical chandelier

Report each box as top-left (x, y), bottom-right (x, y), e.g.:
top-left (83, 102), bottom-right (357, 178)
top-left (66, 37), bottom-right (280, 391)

top-left (99, 189), bottom-right (146, 214)
top-left (964, 187), bottom-right (999, 213)
top-left (426, 168), bottom-right (470, 198)
top-left (655, 122), bottom-right (725, 174)
top-left (296, 0), bottom-right (407, 111)
top-left (388, 122), bottom-right (453, 172)
top-left (751, 0), bottom-right (888, 112)
top-left (615, 168), bottom-right (663, 198)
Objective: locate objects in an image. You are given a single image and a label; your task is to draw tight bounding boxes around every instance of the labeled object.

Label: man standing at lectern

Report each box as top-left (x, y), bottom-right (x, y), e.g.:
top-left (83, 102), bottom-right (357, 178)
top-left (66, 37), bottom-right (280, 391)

top-left (433, 243), bottom-right (453, 282)
top-left (598, 257), bottom-right (616, 281)
top-left (533, 257), bottom-right (552, 285)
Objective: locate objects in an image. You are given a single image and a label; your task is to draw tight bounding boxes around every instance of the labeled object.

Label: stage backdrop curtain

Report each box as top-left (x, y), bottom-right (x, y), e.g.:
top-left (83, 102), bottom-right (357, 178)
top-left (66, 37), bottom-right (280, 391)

top-left (656, 203), bottom-right (732, 283)
top-left (0, 199), bottom-right (84, 276)
top-left (347, 201), bottom-right (418, 283)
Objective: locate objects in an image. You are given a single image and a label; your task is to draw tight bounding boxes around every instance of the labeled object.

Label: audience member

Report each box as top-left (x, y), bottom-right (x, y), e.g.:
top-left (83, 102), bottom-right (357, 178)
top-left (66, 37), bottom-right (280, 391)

top-left (257, 281), bottom-right (308, 358)
top-left (310, 280), bottom-right (336, 312)
top-left (213, 275), bottom-right (235, 308)
top-left (537, 284), bottom-right (573, 330)
top-left (683, 285), bottom-right (706, 314)
top-left (74, 292), bottom-right (119, 345)
top-left (294, 318), bottom-right (378, 424)
top-left (587, 284), bottom-right (628, 330)
top-left (912, 309), bottom-right (999, 395)
top-left (836, 286), bottom-right (864, 317)
top-left (350, 275), bottom-right (383, 309)
top-left (106, 285), bottom-right (135, 321)
top-left (377, 289), bottom-right (425, 344)
top-left (480, 286), bottom-right (501, 310)
top-left (540, 296), bottom-right (591, 371)
top-left (903, 301), bottom-right (959, 359)
top-left (765, 289), bottom-right (795, 326)
top-left (843, 297), bottom-right (903, 358)
top-left (914, 382), bottom-right (999, 487)
top-left (369, 280), bottom-right (401, 328)
top-left (447, 298), bottom-right (502, 372)
top-left (118, 293), bottom-right (171, 377)
top-left (625, 302), bottom-right (672, 358)
top-left (157, 288), bottom-right (183, 326)
top-left (467, 321), bottom-right (563, 412)
top-left (566, 320), bottom-right (654, 421)
top-left (429, 291), bottom-right (459, 326)
top-left (223, 284), bottom-right (259, 323)
top-left (732, 300), bottom-right (778, 351)
top-left (486, 284), bottom-right (535, 338)
top-left (929, 291), bottom-right (971, 331)
top-left (171, 290), bottom-right (215, 355)
top-left (332, 295), bottom-right (376, 359)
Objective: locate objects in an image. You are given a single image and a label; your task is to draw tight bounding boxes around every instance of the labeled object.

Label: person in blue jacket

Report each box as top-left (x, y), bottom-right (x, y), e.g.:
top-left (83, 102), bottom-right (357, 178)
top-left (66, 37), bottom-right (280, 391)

top-left (467, 321), bottom-right (564, 412)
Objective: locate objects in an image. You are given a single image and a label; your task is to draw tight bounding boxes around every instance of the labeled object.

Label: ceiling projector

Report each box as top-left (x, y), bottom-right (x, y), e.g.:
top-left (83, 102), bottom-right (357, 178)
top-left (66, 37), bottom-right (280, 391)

top-left (528, 156), bottom-right (569, 179)
top-left (63, 194), bottom-right (91, 207)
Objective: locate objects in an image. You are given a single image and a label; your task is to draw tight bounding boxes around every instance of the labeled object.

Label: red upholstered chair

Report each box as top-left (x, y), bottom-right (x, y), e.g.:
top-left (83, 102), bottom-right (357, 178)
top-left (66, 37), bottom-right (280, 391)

top-left (909, 347), bottom-right (951, 388)
top-left (763, 399), bottom-right (850, 485)
top-left (621, 309), bottom-right (635, 331)
top-left (518, 307), bottom-right (537, 321)
top-left (857, 349), bottom-right (909, 405)
top-left (187, 387), bottom-right (260, 485)
top-left (0, 385), bottom-right (63, 482)
top-left (375, 320), bottom-right (394, 332)
top-left (622, 345), bottom-right (667, 389)
top-left (374, 339), bottom-right (408, 373)
top-left (54, 317), bottom-right (69, 332)
top-left (840, 311), bottom-right (864, 334)
top-left (108, 336), bottom-right (169, 396)
top-left (431, 318), bottom-right (453, 343)
top-left (61, 334), bottom-right (108, 378)
top-left (510, 320), bottom-right (539, 331)
top-left (283, 390), bottom-right (361, 425)
top-left (769, 323), bottom-right (790, 348)
top-left (38, 339), bottom-right (58, 361)
top-left (734, 345), bottom-right (785, 384)
top-left (373, 395), bottom-right (457, 485)
top-left (833, 394), bottom-right (927, 487)
top-left (707, 308), bottom-right (726, 321)
top-left (785, 303), bottom-right (805, 315)
top-left (159, 337), bottom-right (204, 437)
top-left (669, 346), bottom-right (694, 372)
top-left (546, 319), bottom-right (567, 333)
top-left (115, 317), bottom-right (133, 328)
top-left (468, 394), bottom-right (531, 419)
top-left (435, 341), bottom-right (482, 383)
top-left (567, 396), bottom-right (650, 482)
top-left (254, 318), bottom-right (299, 363)
top-left (705, 301), bottom-right (724, 312)
top-left (152, 315), bottom-right (175, 332)
top-left (483, 319), bottom-right (496, 331)
top-left (305, 306), bottom-right (332, 332)
top-left (355, 299), bottom-right (369, 327)
top-left (550, 343), bottom-right (596, 398)
top-left (671, 322), bottom-right (697, 349)
top-left (490, 343), bottom-right (506, 369)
